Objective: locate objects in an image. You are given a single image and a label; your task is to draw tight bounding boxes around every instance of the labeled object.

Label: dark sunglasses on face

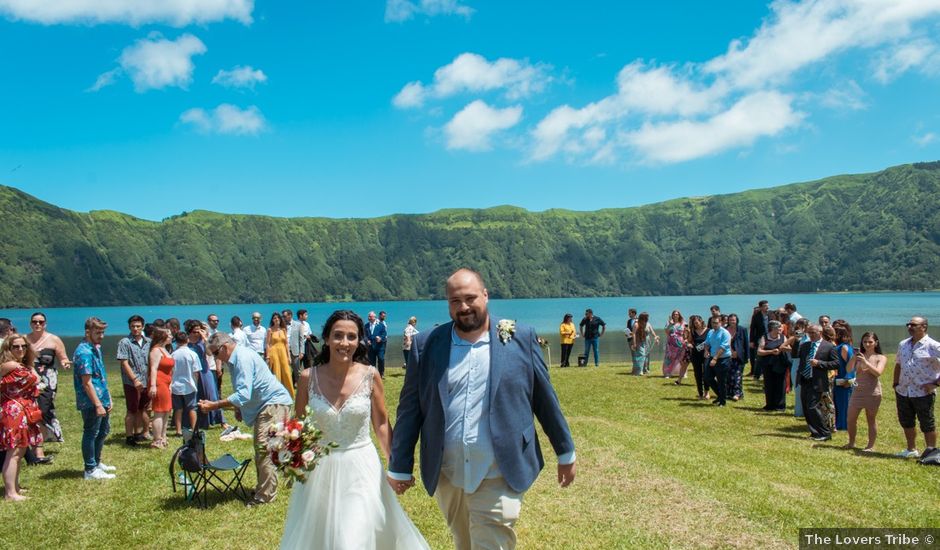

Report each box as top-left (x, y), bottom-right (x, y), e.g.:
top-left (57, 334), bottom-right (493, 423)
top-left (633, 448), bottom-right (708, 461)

top-left (31, 320), bottom-right (45, 325)
top-left (10, 344), bottom-right (27, 350)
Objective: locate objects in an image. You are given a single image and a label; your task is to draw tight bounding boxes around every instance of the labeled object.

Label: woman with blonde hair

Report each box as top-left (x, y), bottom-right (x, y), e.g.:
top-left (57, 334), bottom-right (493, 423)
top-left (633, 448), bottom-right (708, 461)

top-left (1, 334), bottom-right (42, 501)
top-left (402, 316), bottom-right (419, 367)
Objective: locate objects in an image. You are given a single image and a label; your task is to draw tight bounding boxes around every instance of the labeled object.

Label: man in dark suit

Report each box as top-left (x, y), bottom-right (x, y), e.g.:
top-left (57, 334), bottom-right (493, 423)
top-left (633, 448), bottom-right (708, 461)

top-left (749, 300), bottom-right (770, 379)
top-left (364, 311), bottom-right (388, 377)
top-left (796, 324), bottom-right (840, 440)
top-left (388, 268), bottom-right (576, 549)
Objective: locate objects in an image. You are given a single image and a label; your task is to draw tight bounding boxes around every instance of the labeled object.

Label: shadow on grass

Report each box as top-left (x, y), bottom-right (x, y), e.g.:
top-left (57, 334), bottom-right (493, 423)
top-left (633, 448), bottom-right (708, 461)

top-left (661, 396), bottom-right (701, 402)
top-left (754, 432), bottom-right (811, 440)
top-left (39, 469), bottom-right (84, 480)
top-left (159, 493), bottom-right (245, 511)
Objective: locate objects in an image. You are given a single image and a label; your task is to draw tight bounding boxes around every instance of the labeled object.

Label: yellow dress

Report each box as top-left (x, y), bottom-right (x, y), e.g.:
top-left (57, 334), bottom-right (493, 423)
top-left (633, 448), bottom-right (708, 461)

top-left (267, 329), bottom-right (295, 398)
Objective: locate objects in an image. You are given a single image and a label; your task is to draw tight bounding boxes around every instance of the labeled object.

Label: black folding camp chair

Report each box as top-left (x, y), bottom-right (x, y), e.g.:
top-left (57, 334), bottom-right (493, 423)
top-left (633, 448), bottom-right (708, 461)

top-left (170, 429), bottom-right (252, 508)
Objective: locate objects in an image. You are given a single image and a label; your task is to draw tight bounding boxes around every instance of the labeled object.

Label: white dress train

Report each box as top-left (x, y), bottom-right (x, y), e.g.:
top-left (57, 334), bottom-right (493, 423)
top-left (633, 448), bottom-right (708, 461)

top-left (279, 367), bottom-right (430, 550)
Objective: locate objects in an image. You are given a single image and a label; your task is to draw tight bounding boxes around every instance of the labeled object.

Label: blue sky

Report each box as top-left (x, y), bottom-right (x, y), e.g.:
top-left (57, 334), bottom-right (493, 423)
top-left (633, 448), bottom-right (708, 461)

top-left (1, 0), bottom-right (939, 221)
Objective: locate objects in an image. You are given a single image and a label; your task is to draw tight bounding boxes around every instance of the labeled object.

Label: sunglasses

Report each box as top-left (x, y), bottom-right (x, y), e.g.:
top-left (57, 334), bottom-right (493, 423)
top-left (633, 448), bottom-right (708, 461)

top-left (10, 344), bottom-right (27, 350)
top-left (31, 320), bottom-right (46, 325)
top-left (906, 323), bottom-right (925, 328)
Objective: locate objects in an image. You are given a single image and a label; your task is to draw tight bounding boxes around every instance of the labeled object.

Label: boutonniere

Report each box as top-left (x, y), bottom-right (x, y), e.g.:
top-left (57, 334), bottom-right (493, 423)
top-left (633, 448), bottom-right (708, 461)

top-left (497, 319), bottom-right (516, 344)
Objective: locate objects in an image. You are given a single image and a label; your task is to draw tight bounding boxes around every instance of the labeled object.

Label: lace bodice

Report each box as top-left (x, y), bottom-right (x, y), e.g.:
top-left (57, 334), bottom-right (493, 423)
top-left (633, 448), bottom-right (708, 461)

top-left (309, 367), bottom-right (374, 450)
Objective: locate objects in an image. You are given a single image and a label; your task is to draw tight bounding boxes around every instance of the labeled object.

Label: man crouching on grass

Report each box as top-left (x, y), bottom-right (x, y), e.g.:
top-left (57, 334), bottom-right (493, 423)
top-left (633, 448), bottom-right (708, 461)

top-left (199, 333), bottom-right (293, 506)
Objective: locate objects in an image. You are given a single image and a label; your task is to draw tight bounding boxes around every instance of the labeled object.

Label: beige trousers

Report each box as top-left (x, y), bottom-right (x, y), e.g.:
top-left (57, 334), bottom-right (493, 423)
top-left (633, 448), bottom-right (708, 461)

top-left (435, 474), bottom-right (524, 550)
top-left (252, 404), bottom-right (291, 503)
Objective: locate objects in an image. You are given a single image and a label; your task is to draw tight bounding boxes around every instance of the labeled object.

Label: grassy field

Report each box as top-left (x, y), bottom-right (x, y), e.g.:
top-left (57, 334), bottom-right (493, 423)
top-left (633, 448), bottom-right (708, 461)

top-left (6, 358), bottom-right (939, 549)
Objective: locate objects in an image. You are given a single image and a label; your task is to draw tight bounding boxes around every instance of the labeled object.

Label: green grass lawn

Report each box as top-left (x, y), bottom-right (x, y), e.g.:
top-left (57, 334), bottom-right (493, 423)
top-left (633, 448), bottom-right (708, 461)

top-left (7, 359), bottom-right (939, 549)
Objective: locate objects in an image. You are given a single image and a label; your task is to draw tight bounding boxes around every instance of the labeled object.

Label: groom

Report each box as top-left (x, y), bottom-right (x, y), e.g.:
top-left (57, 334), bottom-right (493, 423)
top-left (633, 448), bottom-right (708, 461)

top-left (388, 268), bottom-right (576, 549)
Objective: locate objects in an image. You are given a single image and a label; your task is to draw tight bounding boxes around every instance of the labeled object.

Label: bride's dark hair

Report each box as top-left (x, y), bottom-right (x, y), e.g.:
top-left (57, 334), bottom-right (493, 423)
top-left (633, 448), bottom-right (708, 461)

top-left (315, 310), bottom-right (369, 366)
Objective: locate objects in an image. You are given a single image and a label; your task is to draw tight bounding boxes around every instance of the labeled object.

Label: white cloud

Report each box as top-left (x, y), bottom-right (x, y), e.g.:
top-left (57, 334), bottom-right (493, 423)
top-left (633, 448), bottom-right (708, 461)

top-left (529, 0), bottom-right (940, 165)
top-left (87, 68), bottom-right (121, 92)
top-left (703, 0), bottom-right (940, 89)
top-left (913, 132), bottom-right (936, 146)
top-left (817, 80), bottom-right (867, 111)
top-left (117, 33), bottom-right (207, 92)
top-left (625, 92), bottom-right (803, 164)
top-left (393, 53), bottom-right (551, 109)
top-left (0, 0), bottom-right (253, 26)
top-left (212, 65), bottom-right (267, 89)
top-left (873, 39), bottom-right (939, 83)
top-left (179, 104), bottom-right (266, 135)
top-left (444, 100), bottom-right (522, 151)
top-left (385, 0), bottom-right (473, 23)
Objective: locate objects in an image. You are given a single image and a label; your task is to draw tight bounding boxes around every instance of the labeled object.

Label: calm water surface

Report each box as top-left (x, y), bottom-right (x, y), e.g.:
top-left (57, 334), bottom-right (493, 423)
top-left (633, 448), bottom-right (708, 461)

top-left (6, 292), bottom-right (938, 365)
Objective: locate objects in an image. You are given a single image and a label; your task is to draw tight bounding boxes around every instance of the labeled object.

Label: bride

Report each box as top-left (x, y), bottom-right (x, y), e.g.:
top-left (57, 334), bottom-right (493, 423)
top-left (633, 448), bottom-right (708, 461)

top-left (279, 310), bottom-right (429, 549)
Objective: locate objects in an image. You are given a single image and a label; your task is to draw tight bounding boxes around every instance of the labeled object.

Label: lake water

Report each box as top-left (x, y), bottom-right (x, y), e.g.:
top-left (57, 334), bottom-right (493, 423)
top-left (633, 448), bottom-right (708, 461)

top-left (4, 292), bottom-right (937, 365)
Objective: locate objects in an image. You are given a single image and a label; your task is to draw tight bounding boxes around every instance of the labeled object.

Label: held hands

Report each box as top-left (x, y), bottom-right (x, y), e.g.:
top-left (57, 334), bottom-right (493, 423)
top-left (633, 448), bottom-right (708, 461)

top-left (197, 399), bottom-right (215, 413)
top-left (810, 359), bottom-right (819, 367)
top-left (386, 475), bottom-right (415, 495)
top-left (557, 461), bottom-right (576, 488)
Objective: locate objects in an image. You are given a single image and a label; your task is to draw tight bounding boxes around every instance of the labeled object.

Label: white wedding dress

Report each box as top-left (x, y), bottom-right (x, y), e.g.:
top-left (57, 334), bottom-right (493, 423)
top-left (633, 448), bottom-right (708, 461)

top-left (279, 367), bottom-right (430, 549)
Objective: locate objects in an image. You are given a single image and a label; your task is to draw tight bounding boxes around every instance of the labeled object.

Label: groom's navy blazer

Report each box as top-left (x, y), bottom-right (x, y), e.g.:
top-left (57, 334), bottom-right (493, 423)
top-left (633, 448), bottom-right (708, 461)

top-left (390, 316), bottom-right (575, 495)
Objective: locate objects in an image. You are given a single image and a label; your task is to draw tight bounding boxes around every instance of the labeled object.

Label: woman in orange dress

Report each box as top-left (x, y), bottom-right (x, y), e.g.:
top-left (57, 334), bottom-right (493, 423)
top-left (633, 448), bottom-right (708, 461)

top-left (265, 312), bottom-right (294, 398)
top-left (147, 329), bottom-right (174, 449)
top-left (1, 334), bottom-right (42, 501)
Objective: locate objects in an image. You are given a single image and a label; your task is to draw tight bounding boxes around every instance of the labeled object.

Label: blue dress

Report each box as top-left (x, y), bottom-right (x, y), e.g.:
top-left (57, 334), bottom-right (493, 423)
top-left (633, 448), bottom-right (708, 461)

top-left (833, 343), bottom-right (855, 431)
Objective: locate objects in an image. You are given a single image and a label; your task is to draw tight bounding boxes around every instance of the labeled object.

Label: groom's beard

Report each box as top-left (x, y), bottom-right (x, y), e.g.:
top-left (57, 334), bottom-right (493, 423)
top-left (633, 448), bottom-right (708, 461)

top-left (454, 309), bottom-right (487, 332)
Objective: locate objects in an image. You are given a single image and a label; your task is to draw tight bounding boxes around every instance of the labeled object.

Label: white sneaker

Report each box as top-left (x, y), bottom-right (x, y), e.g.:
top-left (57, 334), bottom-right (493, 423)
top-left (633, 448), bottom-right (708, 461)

top-left (84, 468), bottom-right (116, 480)
top-left (98, 463), bottom-right (117, 472)
top-left (896, 448), bottom-right (920, 459)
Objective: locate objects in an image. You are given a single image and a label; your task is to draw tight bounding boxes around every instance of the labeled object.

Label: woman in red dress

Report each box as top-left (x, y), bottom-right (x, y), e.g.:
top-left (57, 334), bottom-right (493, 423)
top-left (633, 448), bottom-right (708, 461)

top-left (1, 334), bottom-right (43, 501)
top-left (147, 329), bottom-right (174, 449)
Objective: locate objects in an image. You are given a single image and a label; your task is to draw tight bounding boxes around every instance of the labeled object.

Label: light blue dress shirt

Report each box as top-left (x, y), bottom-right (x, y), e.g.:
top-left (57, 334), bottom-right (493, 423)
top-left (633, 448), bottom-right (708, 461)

top-left (225, 344), bottom-right (293, 426)
top-left (705, 327), bottom-right (732, 357)
top-left (440, 328), bottom-right (500, 492)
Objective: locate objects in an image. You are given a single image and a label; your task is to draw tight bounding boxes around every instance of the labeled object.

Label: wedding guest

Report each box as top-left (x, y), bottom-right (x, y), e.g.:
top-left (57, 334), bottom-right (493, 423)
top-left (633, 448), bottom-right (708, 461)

top-left (0, 318), bottom-right (12, 345)
top-left (245, 312), bottom-right (267, 355)
top-left (749, 300), bottom-right (770, 380)
top-left (845, 332), bottom-right (886, 451)
top-left (726, 314), bottom-right (749, 401)
top-left (704, 316), bottom-right (732, 407)
top-left (784, 303), bottom-right (803, 329)
top-left (559, 314), bottom-right (576, 368)
top-left (892, 316), bottom-right (940, 459)
top-left (287, 309), bottom-right (308, 386)
top-left (265, 312), bottom-right (294, 398)
top-left (72, 317), bottom-right (116, 480)
top-left (388, 268), bottom-right (575, 549)
top-left (579, 309), bottom-right (606, 367)
top-left (787, 318), bottom-right (810, 418)
top-left (796, 324), bottom-right (839, 441)
top-left (116, 315), bottom-right (151, 446)
top-left (147, 329), bottom-right (174, 449)
top-left (186, 320), bottom-right (227, 430)
top-left (662, 310), bottom-right (686, 379)
top-left (206, 314), bottom-right (221, 337)
top-left (167, 318), bottom-right (181, 338)
top-left (818, 315), bottom-right (831, 329)
top-left (202, 332), bottom-right (294, 506)
top-left (403, 316), bottom-right (419, 367)
top-left (624, 309), bottom-right (638, 340)
top-left (630, 312), bottom-right (659, 375)
top-left (833, 325), bottom-right (856, 431)
top-left (685, 316), bottom-right (709, 398)
top-left (819, 325), bottom-right (838, 429)
top-left (365, 311), bottom-right (388, 377)
top-left (231, 316), bottom-right (249, 347)
top-left (1, 334), bottom-right (42, 500)
top-left (170, 332), bottom-right (200, 435)
top-left (758, 320), bottom-right (789, 411)
top-left (25, 312), bottom-right (69, 461)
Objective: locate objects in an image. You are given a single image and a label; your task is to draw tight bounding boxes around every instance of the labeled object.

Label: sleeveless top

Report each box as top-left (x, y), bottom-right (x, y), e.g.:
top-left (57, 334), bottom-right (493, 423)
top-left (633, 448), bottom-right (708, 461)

top-left (762, 333), bottom-right (789, 371)
top-left (309, 367), bottom-right (374, 451)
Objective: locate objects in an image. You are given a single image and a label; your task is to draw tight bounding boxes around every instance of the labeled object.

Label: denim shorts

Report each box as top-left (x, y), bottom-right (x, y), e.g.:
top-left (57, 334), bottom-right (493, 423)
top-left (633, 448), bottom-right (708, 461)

top-left (171, 392), bottom-right (197, 412)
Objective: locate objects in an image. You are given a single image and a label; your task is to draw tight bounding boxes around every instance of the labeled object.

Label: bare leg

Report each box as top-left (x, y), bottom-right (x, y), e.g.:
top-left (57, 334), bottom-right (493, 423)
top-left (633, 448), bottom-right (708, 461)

top-left (174, 409), bottom-right (183, 435)
top-left (903, 427), bottom-right (917, 450)
top-left (151, 414), bottom-right (165, 447)
top-left (139, 410), bottom-right (151, 438)
top-left (187, 409), bottom-right (197, 432)
top-left (864, 406), bottom-right (878, 450)
top-left (845, 405), bottom-right (861, 448)
top-left (3, 448), bottom-right (27, 501)
top-left (926, 431), bottom-right (937, 449)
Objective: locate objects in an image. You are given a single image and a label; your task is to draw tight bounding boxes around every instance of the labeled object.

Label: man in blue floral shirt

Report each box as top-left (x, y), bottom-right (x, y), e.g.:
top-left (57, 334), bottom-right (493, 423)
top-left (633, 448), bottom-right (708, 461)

top-left (72, 317), bottom-right (117, 480)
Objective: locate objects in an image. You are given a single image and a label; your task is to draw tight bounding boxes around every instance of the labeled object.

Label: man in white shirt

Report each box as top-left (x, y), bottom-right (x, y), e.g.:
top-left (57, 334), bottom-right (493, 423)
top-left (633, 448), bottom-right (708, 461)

top-left (893, 316), bottom-right (940, 458)
top-left (285, 308), bottom-right (309, 385)
top-left (230, 316), bottom-right (249, 347)
top-left (245, 311), bottom-right (267, 356)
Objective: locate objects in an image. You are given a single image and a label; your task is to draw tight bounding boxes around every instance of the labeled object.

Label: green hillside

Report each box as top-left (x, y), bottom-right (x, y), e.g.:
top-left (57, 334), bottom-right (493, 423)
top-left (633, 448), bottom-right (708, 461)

top-left (1, 162), bottom-right (939, 307)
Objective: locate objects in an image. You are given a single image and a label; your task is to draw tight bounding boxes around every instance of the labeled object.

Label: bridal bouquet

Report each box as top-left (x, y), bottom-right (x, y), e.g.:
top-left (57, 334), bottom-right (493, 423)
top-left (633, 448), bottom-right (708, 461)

top-left (264, 407), bottom-right (337, 483)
